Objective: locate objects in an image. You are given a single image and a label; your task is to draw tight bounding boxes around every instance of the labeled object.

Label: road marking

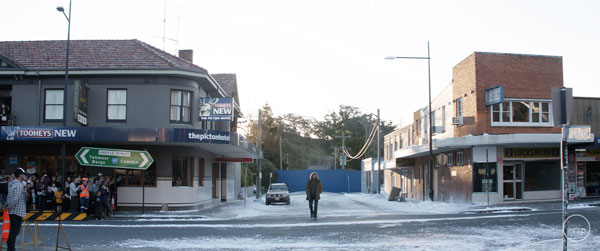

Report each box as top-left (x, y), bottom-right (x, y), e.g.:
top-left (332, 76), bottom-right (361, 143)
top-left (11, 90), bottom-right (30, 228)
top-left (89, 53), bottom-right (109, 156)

top-left (36, 213), bottom-right (531, 229)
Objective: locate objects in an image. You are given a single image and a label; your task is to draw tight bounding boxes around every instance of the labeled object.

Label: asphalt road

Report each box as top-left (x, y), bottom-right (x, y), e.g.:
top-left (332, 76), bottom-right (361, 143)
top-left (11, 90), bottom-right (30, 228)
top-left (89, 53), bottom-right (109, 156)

top-left (15, 195), bottom-right (600, 250)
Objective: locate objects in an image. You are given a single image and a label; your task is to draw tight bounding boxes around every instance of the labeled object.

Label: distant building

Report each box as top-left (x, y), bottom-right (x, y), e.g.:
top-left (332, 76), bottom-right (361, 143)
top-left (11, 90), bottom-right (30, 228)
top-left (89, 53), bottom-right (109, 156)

top-left (383, 52), bottom-right (595, 204)
top-left (0, 40), bottom-right (261, 209)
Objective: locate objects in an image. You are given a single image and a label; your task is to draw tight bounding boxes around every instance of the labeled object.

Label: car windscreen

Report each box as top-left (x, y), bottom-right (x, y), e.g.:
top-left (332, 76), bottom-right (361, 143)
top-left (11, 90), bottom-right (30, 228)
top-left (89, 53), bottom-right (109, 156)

top-left (270, 185), bottom-right (287, 191)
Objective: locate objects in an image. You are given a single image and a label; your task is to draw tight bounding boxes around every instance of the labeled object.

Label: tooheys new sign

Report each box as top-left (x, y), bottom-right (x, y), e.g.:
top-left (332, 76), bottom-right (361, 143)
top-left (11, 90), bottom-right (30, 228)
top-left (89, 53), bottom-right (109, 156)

top-left (76, 147), bottom-right (154, 170)
top-left (199, 98), bottom-right (234, 121)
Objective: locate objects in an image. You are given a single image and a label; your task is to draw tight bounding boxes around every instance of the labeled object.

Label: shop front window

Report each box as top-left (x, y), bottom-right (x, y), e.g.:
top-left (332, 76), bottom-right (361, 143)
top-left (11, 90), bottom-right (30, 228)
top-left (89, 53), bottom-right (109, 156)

top-left (473, 163), bottom-right (497, 192)
top-left (585, 162), bottom-right (600, 196)
top-left (172, 156), bottom-right (193, 187)
top-left (524, 161), bottom-right (560, 191)
top-left (114, 161), bottom-right (156, 187)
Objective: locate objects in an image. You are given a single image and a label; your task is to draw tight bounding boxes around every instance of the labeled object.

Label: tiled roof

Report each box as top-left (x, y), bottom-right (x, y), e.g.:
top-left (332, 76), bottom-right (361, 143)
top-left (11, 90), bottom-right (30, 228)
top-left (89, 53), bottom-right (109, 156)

top-left (211, 73), bottom-right (240, 105)
top-left (0, 39), bottom-right (207, 73)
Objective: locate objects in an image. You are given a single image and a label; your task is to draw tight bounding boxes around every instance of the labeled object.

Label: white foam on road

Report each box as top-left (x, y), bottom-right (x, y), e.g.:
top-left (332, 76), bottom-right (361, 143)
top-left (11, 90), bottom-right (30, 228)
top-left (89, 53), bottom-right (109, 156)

top-left (37, 213), bottom-right (530, 229)
top-left (110, 226), bottom-right (600, 250)
top-left (208, 192), bottom-right (476, 221)
top-left (568, 203), bottom-right (599, 210)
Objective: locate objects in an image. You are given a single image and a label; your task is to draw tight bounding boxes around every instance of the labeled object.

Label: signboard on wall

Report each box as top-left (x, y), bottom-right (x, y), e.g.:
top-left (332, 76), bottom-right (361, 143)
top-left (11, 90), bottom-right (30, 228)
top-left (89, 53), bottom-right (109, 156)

top-left (567, 125), bottom-right (592, 142)
top-left (484, 85), bottom-right (504, 106)
top-left (0, 126), bottom-right (230, 144)
top-left (199, 98), bottom-right (234, 121)
top-left (73, 80), bottom-right (89, 126)
top-left (504, 147), bottom-right (560, 159)
top-left (586, 149), bottom-right (600, 157)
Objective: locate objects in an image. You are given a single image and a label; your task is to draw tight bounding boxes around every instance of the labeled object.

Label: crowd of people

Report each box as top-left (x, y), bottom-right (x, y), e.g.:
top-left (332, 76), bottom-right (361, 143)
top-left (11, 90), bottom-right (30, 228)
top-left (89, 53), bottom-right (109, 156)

top-left (2, 172), bottom-right (115, 220)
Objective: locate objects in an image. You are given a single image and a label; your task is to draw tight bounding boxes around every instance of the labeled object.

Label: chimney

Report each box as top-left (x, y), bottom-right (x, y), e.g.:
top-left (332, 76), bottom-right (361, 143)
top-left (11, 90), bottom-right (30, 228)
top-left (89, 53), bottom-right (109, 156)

top-left (178, 50), bottom-right (193, 63)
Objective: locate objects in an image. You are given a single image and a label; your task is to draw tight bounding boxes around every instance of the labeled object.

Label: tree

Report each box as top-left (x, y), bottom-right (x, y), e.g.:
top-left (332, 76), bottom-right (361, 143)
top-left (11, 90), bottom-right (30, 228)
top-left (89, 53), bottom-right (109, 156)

top-left (244, 104), bottom-right (397, 176)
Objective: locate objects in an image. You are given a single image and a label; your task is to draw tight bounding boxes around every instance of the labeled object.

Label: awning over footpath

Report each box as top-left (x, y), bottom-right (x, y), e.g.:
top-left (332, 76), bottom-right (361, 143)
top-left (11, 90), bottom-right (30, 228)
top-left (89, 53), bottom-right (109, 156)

top-left (394, 133), bottom-right (595, 160)
top-left (0, 126), bottom-right (261, 159)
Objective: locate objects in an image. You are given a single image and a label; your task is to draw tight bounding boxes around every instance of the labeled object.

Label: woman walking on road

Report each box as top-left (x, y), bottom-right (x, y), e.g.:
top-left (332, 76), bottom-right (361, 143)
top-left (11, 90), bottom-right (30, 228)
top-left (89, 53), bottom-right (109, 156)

top-left (305, 172), bottom-right (323, 219)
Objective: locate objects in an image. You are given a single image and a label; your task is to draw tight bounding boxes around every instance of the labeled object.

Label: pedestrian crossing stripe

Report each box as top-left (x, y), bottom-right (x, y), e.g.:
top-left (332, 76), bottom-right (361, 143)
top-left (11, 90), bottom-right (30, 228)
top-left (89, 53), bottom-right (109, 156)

top-left (0, 210), bottom-right (91, 221)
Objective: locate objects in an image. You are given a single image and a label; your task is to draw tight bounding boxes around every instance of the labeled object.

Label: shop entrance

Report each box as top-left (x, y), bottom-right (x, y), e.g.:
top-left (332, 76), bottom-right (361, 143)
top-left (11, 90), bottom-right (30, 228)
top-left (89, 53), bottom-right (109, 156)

top-left (503, 163), bottom-right (523, 200)
top-left (585, 162), bottom-right (600, 197)
top-left (221, 164), bottom-right (227, 202)
top-left (212, 164), bottom-right (218, 198)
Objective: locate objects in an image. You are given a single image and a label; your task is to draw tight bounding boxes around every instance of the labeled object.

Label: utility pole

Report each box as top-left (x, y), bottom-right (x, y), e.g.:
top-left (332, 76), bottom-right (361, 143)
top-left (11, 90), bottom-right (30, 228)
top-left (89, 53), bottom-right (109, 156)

top-left (385, 41), bottom-right (433, 201)
top-left (331, 147), bottom-right (338, 169)
top-left (286, 153), bottom-right (289, 170)
top-left (279, 122), bottom-right (283, 170)
top-left (336, 132), bottom-right (351, 170)
top-left (256, 109), bottom-right (262, 199)
top-left (377, 109), bottom-right (381, 194)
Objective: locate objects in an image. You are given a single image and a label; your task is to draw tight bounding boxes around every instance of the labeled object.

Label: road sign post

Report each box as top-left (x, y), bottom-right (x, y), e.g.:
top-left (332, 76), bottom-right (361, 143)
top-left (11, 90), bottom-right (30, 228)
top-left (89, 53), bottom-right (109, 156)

top-left (75, 147), bottom-right (154, 170)
top-left (552, 87), bottom-right (573, 251)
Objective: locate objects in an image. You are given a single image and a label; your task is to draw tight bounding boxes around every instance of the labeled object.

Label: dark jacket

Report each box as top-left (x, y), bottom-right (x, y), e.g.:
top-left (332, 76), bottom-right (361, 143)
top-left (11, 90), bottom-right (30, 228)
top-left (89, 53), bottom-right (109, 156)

top-left (305, 178), bottom-right (323, 201)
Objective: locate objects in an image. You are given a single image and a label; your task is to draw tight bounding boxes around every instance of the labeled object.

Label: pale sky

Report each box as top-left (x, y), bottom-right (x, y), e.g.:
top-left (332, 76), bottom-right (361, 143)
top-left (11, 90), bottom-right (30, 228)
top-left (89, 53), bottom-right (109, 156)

top-left (3, 0), bottom-right (600, 127)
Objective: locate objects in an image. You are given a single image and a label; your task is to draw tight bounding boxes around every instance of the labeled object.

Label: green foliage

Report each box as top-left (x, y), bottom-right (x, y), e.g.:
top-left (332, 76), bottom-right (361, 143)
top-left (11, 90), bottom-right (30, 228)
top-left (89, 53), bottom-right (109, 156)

top-left (245, 104), bottom-right (397, 177)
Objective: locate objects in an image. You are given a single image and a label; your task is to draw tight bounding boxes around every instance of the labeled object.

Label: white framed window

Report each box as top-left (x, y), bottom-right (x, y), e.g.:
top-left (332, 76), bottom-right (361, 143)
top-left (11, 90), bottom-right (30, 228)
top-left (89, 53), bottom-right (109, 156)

top-left (441, 106), bottom-right (446, 133)
top-left (456, 98), bottom-right (463, 118)
top-left (170, 90), bottom-right (192, 123)
top-left (44, 89), bottom-right (64, 121)
top-left (107, 89), bottom-right (127, 121)
top-left (447, 153), bottom-right (453, 166)
top-left (456, 151), bottom-right (463, 166)
top-left (491, 99), bottom-right (552, 126)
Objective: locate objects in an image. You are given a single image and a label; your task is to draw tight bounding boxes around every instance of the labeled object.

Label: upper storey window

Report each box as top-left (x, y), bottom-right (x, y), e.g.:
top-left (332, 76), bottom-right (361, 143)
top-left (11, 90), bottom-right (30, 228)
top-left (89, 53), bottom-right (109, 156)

top-left (107, 89), bottom-right (127, 121)
top-left (170, 90), bottom-right (192, 123)
top-left (491, 99), bottom-right (552, 126)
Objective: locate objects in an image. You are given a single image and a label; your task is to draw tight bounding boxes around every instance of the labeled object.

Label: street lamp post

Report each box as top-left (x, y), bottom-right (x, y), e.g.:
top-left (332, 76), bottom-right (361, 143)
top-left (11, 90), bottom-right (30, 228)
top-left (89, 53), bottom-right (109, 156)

top-left (385, 41), bottom-right (434, 201)
top-left (57, 0), bottom-right (72, 189)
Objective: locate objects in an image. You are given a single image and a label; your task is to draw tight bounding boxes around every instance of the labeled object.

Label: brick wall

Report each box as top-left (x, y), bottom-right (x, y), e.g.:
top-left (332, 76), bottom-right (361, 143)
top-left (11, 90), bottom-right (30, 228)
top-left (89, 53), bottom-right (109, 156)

top-left (453, 52), bottom-right (563, 137)
top-left (452, 54), bottom-right (478, 137)
top-left (436, 148), bottom-right (473, 203)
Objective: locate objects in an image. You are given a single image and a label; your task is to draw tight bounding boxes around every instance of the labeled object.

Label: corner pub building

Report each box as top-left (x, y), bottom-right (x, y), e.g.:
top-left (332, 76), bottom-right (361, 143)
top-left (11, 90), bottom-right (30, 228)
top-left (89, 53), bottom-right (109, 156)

top-left (0, 40), bottom-right (261, 209)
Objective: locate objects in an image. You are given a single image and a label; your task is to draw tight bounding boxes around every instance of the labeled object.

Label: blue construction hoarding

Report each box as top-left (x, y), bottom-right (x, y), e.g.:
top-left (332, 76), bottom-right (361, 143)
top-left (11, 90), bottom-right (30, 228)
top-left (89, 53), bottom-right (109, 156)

top-left (276, 169), bottom-right (361, 193)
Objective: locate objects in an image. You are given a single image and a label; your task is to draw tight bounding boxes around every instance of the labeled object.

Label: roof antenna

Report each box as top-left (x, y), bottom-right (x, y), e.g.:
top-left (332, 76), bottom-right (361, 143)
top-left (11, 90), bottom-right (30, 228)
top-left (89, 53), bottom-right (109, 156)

top-left (176, 5), bottom-right (181, 50)
top-left (162, 0), bottom-right (166, 50)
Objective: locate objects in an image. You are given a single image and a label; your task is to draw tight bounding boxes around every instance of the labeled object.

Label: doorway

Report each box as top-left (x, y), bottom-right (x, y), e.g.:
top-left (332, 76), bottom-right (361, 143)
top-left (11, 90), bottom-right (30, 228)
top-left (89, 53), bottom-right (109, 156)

top-left (221, 164), bottom-right (227, 202)
top-left (503, 163), bottom-right (523, 200)
top-left (212, 163), bottom-right (218, 199)
top-left (433, 169), bottom-right (439, 201)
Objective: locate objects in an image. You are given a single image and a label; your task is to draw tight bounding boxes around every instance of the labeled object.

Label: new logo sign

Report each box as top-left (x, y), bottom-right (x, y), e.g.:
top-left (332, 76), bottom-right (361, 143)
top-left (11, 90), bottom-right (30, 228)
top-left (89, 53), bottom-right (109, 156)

top-left (1, 127), bottom-right (77, 140)
top-left (199, 98), bottom-right (234, 121)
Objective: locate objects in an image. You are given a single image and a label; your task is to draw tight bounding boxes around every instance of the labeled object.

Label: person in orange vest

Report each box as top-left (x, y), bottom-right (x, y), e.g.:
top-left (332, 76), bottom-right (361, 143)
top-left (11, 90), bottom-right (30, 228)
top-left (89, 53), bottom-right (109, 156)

top-left (79, 177), bottom-right (91, 213)
top-left (6, 168), bottom-right (30, 251)
top-left (54, 186), bottom-right (64, 213)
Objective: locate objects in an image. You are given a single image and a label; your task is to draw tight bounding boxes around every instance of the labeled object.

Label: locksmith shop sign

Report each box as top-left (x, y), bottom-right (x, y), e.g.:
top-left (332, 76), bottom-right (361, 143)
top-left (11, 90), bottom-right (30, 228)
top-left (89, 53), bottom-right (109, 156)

top-left (504, 147), bottom-right (560, 159)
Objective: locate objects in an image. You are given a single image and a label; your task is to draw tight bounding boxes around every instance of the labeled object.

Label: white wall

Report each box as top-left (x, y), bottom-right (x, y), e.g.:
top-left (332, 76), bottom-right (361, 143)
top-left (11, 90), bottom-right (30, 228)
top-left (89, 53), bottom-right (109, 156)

top-left (431, 83), bottom-right (454, 140)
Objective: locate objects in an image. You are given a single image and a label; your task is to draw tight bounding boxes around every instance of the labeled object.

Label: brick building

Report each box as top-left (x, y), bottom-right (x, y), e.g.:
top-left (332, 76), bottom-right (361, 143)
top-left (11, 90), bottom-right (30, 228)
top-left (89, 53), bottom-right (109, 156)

top-left (383, 52), bottom-right (594, 204)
